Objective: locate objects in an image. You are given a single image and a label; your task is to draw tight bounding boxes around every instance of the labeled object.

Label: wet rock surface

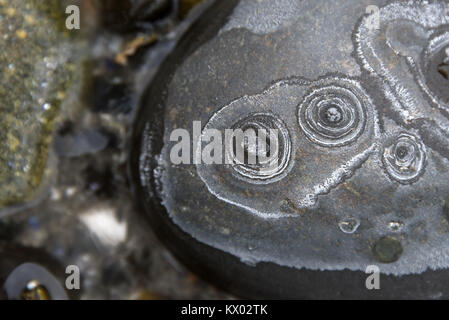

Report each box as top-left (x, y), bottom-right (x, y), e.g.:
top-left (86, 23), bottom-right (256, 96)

top-left (1, 0), bottom-right (228, 299)
top-left (3, 0), bottom-right (449, 300)
top-left (0, 0), bottom-right (81, 209)
top-left (131, 0), bottom-right (449, 298)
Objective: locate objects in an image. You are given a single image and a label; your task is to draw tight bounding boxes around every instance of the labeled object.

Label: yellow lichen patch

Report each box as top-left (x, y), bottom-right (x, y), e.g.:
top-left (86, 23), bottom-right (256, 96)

top-left (16, 29), bottom-right (28, 39)
top-left (57, 91), bottom-right (66, 100)
top-left (7, 133), bottom-right (20, 152)
top-left (24, 14), bottom-right (36, 25)
top-left (5, 7), bottom-right (16, 16)
top-left (115, 34), bottom-right (158, 66)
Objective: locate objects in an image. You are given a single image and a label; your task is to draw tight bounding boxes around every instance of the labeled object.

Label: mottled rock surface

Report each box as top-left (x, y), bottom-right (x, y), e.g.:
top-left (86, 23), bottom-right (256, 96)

top-left (0, 0), bottom-right (80, 209)
top-left (0, 0), bottom-right (228, 299)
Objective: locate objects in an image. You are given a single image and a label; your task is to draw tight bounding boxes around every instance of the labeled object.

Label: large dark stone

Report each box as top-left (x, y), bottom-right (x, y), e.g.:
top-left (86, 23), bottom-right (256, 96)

top-left (130, 0), bottom-right (449, 298)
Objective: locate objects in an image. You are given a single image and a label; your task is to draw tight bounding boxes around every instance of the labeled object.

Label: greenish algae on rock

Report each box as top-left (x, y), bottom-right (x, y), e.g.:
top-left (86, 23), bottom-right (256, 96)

top-left (0, 0), bottom-right (82, 209)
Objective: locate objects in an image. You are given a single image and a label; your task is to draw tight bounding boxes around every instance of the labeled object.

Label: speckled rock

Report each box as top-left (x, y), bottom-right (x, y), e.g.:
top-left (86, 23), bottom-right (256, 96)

top-left (0, 0), bottom-right (82, 210)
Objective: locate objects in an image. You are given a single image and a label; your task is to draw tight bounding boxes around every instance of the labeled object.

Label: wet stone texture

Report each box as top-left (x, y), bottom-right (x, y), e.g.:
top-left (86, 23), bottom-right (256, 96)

top-left (131, 0), bottom-right (449, 298)
top-left (0, 0), bottom-right (228, 299)
top-left (3, 0), bottom-right (449, 300)
top-left (0, 0), bottom-right (79, 209)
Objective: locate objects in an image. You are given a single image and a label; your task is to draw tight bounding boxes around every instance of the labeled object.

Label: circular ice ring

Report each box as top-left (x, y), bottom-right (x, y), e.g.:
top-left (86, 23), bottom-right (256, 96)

top-left (298, 85), bottom-right (367, 147)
